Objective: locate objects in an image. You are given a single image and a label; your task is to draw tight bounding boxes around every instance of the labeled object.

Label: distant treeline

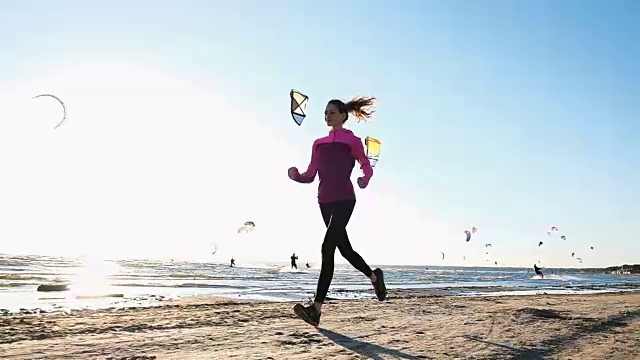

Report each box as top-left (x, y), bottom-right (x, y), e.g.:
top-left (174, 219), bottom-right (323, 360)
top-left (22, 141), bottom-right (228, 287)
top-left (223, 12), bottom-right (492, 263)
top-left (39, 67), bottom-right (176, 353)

top-left (563, 264), bottom-right (640, 274)
top-left (603, 264), bottom-right (640, 274)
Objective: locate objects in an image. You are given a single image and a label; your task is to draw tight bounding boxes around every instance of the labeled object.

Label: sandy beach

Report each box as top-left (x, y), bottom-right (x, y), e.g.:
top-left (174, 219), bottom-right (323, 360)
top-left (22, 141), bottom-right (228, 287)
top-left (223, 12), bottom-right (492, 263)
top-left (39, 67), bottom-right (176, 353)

top-left (1, 291), bottom-right (638, 360)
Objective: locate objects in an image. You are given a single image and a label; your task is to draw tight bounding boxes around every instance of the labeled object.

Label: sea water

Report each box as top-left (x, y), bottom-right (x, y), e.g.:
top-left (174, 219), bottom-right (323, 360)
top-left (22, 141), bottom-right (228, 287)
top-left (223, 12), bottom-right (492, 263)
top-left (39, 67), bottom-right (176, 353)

top-left (1, 253), bottom-right (638, 313)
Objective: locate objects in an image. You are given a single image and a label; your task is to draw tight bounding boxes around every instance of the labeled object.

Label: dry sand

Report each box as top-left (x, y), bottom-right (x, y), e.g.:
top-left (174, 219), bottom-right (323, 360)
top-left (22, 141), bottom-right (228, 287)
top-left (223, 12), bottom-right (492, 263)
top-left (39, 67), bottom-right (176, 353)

top-left (1, 292), bottom-right (639, 359)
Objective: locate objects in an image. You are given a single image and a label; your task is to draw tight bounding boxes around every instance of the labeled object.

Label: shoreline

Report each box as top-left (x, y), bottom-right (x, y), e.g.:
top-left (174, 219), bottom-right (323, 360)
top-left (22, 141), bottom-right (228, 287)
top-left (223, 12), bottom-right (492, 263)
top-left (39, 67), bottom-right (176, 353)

top-left (2, 285), bottom-right (639, 316)
top-left (1, 292), bottom-right (639, 359)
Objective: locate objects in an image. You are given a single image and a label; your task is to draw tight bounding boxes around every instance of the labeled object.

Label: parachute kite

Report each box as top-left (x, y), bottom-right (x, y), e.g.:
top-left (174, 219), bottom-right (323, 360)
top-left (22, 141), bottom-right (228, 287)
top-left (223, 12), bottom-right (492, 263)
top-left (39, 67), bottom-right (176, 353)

top-left (538, 241), bottom-right (544, 247)
top-left (560, 235), bottom-right (566, 240)
top-left (576, 257), bottom-right (583, 263)
top-left (238, 221), bottom-right (256, 234)
top-left (485, 243), bottom-right (492, 248)
top-left (211, 243), bottom-right (218, 255)
top-left (365, 136), bottom-right (381, 167)
top-left (439, 252), bottom-right (445, 260)
top-left (571, 252), bottom-right (575, 257)
top-left (464, 230), bottom-right (472, 242)
top-left (550, 226), bottom-right (559, 232)
top-left (33, 93), bottom-right (66, 130)
top-left (290, 89), bottom-right (308, 126)
top-left (471, 227), bottom-right (478, 234)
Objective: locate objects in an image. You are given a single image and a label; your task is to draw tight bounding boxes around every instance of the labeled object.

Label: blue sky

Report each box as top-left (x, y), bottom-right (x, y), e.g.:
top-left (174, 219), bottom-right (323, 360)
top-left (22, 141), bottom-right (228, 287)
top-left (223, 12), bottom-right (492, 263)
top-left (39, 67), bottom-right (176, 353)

top-left (1, 0), bottom-right (638, 267)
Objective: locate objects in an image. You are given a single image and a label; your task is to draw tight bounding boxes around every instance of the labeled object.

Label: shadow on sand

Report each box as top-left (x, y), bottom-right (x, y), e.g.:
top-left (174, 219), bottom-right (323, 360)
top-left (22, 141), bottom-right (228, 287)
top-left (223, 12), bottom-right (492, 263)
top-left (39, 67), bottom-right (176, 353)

top-left (463, 308), bottom-right (640, 358)
top-left (463, 335), bottom-right (544, 359)
top-left (317, 309), bottom-right (639, 359)
top-left (318, 328), bottom-right (426, 360)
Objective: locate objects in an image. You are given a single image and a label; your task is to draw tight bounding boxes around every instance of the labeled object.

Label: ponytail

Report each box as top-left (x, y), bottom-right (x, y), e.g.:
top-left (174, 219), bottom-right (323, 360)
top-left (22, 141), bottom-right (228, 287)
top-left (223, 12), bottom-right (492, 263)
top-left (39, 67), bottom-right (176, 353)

top-left (345, 96), bottom-right (377, 122)
top-left (328, 96), bottom-right (377, 123)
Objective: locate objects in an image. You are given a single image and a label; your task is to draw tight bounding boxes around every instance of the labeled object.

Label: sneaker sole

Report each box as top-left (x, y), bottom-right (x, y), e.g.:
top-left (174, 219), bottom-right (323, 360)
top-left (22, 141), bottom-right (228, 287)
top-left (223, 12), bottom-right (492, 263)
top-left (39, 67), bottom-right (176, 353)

top-left (374, 269), bottom-right (387, 301)
top-left (293, 304), bottom-right (319, 327)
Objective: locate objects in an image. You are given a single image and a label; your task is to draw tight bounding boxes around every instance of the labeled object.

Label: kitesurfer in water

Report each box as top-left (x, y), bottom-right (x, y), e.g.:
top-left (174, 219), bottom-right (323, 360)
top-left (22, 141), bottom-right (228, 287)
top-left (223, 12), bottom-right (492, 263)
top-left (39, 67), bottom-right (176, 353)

top-left (230, 258), bottom-right (236, 267)
top-left (288, 96), bottom-right (386, 326)
top-left (534, 264), bottom-right (544, 278)
top-left (306, 263), bottom-right (311, 269)
top-left (291, 253), bottom-right (298, 269)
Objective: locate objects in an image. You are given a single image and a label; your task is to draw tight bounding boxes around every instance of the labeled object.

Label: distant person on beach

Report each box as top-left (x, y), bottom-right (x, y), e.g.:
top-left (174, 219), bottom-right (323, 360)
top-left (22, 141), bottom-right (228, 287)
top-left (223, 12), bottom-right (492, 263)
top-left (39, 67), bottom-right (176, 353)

top-left (306, 263), bottom-right (311, 269)
top-left (288, 96), bottom-right (387, 326)
top-left (534, 264), bottom-right (544, 278)
top-left (230, 258), bottom-right (235, 267)
top-left (290, 253), bottom-right (298, 269)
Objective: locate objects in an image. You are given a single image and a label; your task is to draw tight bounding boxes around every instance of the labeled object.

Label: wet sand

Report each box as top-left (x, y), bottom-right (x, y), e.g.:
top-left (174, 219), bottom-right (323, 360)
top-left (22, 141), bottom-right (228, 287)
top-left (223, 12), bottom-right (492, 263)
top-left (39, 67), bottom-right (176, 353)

top-left (1, 292), bottom-right (638, 359)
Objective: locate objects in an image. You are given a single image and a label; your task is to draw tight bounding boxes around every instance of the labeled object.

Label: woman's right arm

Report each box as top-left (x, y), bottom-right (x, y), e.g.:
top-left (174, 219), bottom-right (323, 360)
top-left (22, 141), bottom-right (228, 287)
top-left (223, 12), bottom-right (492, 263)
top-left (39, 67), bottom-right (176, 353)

top-left (293, 141), bottom-right (318, 183)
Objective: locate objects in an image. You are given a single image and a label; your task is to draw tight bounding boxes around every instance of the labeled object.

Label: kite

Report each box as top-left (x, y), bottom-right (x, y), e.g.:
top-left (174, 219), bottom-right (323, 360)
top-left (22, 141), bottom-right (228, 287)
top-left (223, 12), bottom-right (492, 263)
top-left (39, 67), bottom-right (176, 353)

top-left (290, 89), bottom-right (308, 126)
top-left (464, 230), bottom-right (472, 242)
top-left (33, 93), bottom-right (66, 130)
top-left (571, 252), bottom-right (575, 257)
top-left (471, 227), bottom-right (478, 234)
top-left (538, 241), bottom-right (544, 247)
top-left (439, 252), bottom-right (445, 260)
top-left (365, 136), bottom-right (381, 167)
top-left (238, 220), bottom-right (256, 234)
top-left (485, 243), bottom-right (492, 248)
top-left (211, 243), bottom-right (218, 255)
top-left (560, 235), bottom-right (566, 240)
top-left (238, 227), bottom-right (252, 234)
top-left (550, 226), bottom-right (559, 232)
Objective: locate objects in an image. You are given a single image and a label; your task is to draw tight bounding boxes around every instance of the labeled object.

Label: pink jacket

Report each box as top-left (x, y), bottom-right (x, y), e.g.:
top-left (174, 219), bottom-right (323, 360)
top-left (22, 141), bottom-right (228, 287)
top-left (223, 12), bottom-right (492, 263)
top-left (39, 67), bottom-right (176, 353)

top-left (293, 128), bottom-right (373, 203)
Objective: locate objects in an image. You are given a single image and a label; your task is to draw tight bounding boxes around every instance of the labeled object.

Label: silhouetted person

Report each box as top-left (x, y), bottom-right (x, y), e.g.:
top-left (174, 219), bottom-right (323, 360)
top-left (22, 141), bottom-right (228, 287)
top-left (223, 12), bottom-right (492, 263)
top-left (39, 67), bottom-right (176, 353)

top-left (306, 263), bottom-right (311, 269)
top-left (291, 253), bottom-right (298, 269)
top-left (534, 264), bottom-right (544, 278)
top-left (230, 258), bottom-right (236, 267)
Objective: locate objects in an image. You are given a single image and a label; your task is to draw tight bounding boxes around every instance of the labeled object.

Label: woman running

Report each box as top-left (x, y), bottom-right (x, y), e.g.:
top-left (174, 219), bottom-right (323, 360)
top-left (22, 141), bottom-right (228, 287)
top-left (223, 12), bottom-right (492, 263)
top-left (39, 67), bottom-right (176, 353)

top-left (288, 96), bottom-right (386, 327)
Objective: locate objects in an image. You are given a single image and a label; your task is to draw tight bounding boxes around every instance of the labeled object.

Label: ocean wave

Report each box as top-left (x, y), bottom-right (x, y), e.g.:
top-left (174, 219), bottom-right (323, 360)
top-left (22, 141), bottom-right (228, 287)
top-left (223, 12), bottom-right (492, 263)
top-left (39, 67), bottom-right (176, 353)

top-left (0, 282), bottom-right (41, 288)
top-left (111, 282), bottom-right (254, 289)
top-left (0, 274), bottom-right (55, 281)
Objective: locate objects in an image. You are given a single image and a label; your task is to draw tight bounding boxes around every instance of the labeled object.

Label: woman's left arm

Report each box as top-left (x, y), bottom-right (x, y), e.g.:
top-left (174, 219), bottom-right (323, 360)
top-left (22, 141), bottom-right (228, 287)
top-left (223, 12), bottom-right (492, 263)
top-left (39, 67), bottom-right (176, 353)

top-left (350, 137), bottom-right (373, 185)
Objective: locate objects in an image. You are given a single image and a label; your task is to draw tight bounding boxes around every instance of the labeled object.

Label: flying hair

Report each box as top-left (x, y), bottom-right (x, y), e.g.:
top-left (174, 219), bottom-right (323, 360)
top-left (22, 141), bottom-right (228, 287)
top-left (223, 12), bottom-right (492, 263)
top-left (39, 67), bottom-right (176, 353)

top-left (328, 96), bottom-right (377, 123)
top-left (345, 96), bottom-right (377, 122)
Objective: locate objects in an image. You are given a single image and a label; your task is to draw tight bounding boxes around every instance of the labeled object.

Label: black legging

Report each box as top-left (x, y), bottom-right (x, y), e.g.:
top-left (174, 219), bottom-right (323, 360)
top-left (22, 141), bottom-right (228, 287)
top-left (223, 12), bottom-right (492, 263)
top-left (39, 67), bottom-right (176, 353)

top-left (314, 199), bottom-right (373, 304)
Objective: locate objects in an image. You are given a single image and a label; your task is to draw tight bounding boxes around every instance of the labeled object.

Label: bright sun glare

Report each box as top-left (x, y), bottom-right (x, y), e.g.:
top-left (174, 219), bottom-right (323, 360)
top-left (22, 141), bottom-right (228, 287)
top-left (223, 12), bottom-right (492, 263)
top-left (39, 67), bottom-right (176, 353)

top-left (1, 63), bottom-right (468, 266)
